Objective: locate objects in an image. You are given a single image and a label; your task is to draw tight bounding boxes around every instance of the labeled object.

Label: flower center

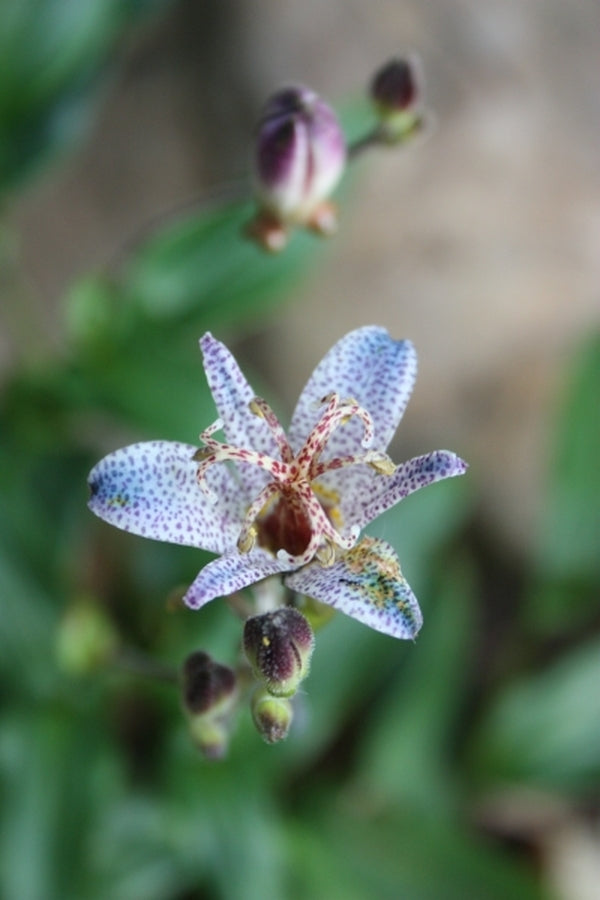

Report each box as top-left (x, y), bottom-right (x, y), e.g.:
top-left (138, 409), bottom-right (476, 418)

top-left (193, 393), bottom-right (395, 568)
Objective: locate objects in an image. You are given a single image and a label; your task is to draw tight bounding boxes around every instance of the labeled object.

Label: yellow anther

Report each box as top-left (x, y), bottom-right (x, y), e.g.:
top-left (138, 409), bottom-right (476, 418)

top-left (237, 527), bottom-right (257, 554)
top-left (249, 399), bottom-right (265, 418)
top-left (315, 540), bottom-right (337, 568)
top-left (369, 456), bottom-right (396, 476)
top-left (193, 447), bottom-right (214, 461)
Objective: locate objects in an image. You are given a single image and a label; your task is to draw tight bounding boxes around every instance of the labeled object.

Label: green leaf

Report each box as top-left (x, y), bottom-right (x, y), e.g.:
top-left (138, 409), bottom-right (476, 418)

top-left (536, 333), bottom-right (600, 583)
top-left (111, 200), bottom-right (322, 330)
top-left (0, 0), bottom-right (169, 193)
top-left (0, 710), bottom-right (122, 900)
top-left (0, 539), bottom-right (58, 694)
top-left (287, 806), bottom-right (549, 900)
top-left (63, 200), bottom-right (325, 436)
top-left (355, 558), bottom-right (477, 814)
top-left (470, 634), bottom-right (600, 792)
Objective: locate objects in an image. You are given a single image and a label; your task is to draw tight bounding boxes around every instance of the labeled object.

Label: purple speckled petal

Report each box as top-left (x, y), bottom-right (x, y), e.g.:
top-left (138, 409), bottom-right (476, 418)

top-left (289, 326), bottom-right (417, 458)
top-left (200, 333), bottom-right (280, 498)
top-left (348, 450), bottom-right (468, 530)
top-left (256, 104), bottom-right (310, 216)
top-left (87, 441), bottom-right (242, 554)
top-left (183, 550), bottom-right (293, 609)
top-left (286, 536), bottom-right (422, 639)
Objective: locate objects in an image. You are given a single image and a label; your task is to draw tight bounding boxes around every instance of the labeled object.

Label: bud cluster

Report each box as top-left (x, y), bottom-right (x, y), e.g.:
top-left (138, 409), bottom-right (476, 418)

top-left (243, 607), bottom-right (314, 744)
top-left (246, 56), bottom-right (428, 252)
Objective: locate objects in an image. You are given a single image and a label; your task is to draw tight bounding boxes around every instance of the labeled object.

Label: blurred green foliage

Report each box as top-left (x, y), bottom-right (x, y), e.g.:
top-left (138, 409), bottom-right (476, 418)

top-left (1, 4), bottom-right (599, 899)
top-left (0, 0), bottom-right (168, 195)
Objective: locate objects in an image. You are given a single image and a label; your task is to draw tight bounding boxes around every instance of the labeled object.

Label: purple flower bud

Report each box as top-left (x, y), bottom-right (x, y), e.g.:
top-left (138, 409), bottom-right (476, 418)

top-left (370, 57), bottom-right (420, 114)
top-left (251, 688), bottom-right (293, 744)
top-left (243, 607), bottom-right (314, 698)
top-left (249, 85), bottom-right (346, 250)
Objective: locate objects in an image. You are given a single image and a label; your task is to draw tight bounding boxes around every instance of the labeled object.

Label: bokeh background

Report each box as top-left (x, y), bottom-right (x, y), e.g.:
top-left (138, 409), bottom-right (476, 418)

top-left (1, 1), bottom-right (599, 899)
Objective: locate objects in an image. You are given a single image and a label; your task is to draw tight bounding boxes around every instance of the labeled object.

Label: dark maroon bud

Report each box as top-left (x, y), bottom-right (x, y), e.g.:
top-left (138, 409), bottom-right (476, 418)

top-left (370, 57), bottom-right (420, 113)
top-left (243, 607), bottom-right (314, 697)
top-left (181, 652), bottom-right (238, 758)
top-left (181, 651), bottom-right (236, 715)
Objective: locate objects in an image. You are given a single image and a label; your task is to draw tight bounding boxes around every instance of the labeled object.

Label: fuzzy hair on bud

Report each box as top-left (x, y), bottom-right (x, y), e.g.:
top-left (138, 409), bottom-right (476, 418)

top-left (243, 607), bottom-right (314, 698)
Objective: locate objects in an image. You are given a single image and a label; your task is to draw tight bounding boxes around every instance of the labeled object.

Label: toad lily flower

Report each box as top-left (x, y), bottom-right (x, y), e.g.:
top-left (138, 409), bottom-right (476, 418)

top-left (88, 327), bottom-right (467, 639)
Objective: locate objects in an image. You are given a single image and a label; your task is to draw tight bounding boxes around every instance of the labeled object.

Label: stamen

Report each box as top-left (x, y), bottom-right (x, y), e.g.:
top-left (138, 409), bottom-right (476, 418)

top-left (199, 418), bottom-right (224, 443)
top-left (316, 539), bottom-right (337, 567)
top-left (368, 456), bottom-right (396, 476)
top-left (296, 395), bottom-right (375, 476)
top-left (311, 450), bottom-right (396, 479)
top-left (193, 393), bottom-right (393, 570)
top-left (249, 397), bottom-right (294, 463)
top-left (237, 482), bottom-right (282, 554)
top-left (237, 526), bottom-right (257, 554)
top-left (194, 418), bottom-right (287, 486)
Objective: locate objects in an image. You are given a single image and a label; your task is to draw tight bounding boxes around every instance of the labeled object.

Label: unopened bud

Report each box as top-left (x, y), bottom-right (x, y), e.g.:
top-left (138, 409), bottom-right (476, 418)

top-left (248, 85), bottom-right (346, 251)
top-left (251, 688), bottom-right (293, 744)
top-left (182, 651), bottom-right (236, 715)
top-left (181, 651), bottom-right (238, 759)
top-left (243, 607), bottom-right (314, 697)
top-left (370, 56), bottom-right (424, 144)
top-left (56, 598), bottom-right (118, 675)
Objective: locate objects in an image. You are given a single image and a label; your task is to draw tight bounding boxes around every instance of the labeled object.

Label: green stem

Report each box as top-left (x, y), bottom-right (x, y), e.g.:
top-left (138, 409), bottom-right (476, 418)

top-left (112, 647), bottom-right (179, 684)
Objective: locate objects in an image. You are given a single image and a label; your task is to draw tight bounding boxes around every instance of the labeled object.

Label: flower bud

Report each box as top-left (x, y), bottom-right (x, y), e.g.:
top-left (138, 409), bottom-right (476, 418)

top-left (243, 607), bottom-right (314, 698)
top-left (182, 651), bottom-right (236, 715)
top-left (369, 56), bottom-right (424, 144)
top-left (56, 598), bottom-right (118, 675)
top-left (248, 85), bottom-right (346, 251)
top-left (251, 688), bottom-right (293, 744)
top-left (181, 651), bottom-right (238, 759)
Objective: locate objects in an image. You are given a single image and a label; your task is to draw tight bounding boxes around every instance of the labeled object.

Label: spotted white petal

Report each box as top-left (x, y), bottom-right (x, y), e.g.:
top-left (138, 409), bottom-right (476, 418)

top-left (348, 450), bottom-right (468, 530)
top-left (200, 333), bottom-right (281, 497)
top-left (289, 326), bottom-right (417, 457)
top-left (183, 550), bottom-right (293, 610)
top-left (87, 441), bottom-right (242, 555)
top-left (286, 536), bottom-right (422, 639)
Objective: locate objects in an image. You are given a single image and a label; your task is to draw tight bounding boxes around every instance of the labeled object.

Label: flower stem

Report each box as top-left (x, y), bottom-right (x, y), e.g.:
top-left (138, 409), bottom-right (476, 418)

top-left (112, 647), bottom-right (179, 684)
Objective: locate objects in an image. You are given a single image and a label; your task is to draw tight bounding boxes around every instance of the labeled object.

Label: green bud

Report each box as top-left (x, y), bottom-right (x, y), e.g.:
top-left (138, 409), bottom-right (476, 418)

top-left (187, 715), bottom-right (231, 760)
top-left (56, 599), bottom-right (118, 675)
top-left (251, 688), bottom-right (293, 744)
top-left (243, 607), bottom-right (314, 697)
